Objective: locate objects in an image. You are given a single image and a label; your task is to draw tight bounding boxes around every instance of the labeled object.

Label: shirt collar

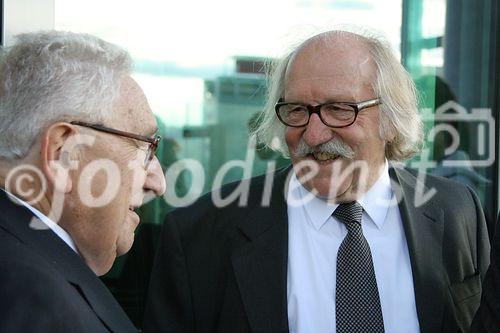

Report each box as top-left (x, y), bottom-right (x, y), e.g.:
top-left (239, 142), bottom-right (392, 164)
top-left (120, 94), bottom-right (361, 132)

top-left (291, 160), bottom-right (393, 230)
top-left (0, 188), bottom-right (79, 253)
top-left (289, 174), bottom-right (339, 231)
top-left (357, 160), bottom-right (393, 229)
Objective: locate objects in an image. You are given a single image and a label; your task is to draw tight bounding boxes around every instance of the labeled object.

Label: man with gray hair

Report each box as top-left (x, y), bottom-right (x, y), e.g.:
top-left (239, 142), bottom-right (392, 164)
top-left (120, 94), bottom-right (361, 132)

top-left (0, 31), bottom-right (166, 332)
top-left (145, 30), bottom-right (489, 332)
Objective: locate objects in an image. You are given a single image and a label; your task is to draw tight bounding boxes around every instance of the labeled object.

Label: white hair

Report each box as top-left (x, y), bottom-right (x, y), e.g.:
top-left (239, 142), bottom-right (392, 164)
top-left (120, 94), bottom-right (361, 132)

top-left (253, 29), bottom-right (423, 161)
top-left (0, 30), bottom-right (132, 160)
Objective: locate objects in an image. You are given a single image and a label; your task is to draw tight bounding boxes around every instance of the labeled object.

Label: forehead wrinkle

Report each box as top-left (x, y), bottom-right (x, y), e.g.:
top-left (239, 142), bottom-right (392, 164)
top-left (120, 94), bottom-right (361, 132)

top-left (285, 78), bottom-right (357, 101)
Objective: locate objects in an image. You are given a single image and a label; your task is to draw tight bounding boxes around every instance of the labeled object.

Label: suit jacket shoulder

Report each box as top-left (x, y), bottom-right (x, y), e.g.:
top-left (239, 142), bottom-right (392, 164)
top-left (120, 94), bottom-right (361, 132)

top-left (167, 167), bottom-right (290, 241)
top-left (145, 168), bottom-right (291, 333)
top-left (0, 240), bottom-right (99, 332)
top-left (391, 165), bottom-right (490, 332)
top-left (0, 191), bottom-right (138, 333)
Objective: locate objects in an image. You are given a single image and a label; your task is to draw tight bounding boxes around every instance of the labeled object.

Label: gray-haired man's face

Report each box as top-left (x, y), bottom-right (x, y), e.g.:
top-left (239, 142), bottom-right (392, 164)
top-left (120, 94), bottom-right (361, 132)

top-left (65, 76), bottom-right (166, 275)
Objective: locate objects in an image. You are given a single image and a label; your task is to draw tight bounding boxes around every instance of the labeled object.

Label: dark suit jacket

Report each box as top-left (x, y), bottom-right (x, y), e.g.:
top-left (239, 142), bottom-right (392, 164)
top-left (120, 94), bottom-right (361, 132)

top-left (144, 166), bottom-right (490, 333)
top-left (471, 215), bottom-right (500, 332)
top-left (0, 190), bottom-right (137, 332)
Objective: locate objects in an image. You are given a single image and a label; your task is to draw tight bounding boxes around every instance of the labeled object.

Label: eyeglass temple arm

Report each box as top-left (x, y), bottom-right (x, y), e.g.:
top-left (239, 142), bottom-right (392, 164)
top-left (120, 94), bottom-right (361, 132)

top-left (357, 99), bottom-right (381, 110)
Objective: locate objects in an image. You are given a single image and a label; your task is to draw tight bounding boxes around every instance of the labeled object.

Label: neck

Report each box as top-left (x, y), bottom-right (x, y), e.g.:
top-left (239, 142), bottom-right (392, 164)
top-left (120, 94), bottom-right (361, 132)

top-left (0, 164), bottom-right (53, 217)
top-left (365, 159), bottom-right (387, 192)
top-left (324, 159), bottom-right (387, 204)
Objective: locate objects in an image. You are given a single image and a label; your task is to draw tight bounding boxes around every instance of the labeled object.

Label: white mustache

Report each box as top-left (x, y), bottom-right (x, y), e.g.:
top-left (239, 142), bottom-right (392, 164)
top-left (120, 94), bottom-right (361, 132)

top-left (292, 139), bottom-right (355, 159)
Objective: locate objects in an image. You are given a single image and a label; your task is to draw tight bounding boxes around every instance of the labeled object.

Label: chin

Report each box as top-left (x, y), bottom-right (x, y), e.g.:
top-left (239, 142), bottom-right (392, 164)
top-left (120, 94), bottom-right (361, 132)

top-left (89, 253), bottom-right (118, 276)
top-left (116, 223), bottom-right (136, 256)
top-left (305, 171), bottom-right (354, 198)
top-left (115, 211), bottom-right (140, 256)
top-left (116, 237), bottom-right (135, 257)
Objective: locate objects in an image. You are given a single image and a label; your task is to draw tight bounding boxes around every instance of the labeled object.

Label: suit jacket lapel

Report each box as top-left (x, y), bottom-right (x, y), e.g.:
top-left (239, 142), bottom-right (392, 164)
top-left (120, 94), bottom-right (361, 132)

top-left (390, 166), bottom-right (445, 332)
top-left (231, 168), bottom-right (291, 333)
top-left (0, 190), bottom-right (136, 332)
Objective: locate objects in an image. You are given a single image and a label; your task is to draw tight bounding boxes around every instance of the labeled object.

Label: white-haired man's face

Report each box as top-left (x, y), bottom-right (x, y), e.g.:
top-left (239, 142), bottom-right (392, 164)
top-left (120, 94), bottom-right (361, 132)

top-left (283, 34), bottom-right (388, 202)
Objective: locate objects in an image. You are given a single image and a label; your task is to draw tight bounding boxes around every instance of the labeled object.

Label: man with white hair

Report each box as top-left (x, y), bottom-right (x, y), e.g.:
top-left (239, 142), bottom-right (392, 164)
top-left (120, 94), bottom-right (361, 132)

top-left (145, 30), bottom-right (489, 332)
top-left (0, 31), bottom-right (166, 332)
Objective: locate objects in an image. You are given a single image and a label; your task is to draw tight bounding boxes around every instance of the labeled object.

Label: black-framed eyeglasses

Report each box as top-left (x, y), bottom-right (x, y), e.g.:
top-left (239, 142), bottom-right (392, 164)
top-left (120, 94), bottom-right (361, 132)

top-left (70, 121), bottom-right (161, 169)
top-left (275, 97), bottom-right (382, 128)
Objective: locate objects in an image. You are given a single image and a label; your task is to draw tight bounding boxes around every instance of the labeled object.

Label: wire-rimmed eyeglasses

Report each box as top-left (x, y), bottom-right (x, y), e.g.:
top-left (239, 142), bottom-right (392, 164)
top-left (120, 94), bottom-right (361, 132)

top-left (70, 121), bottom-right (161, 169)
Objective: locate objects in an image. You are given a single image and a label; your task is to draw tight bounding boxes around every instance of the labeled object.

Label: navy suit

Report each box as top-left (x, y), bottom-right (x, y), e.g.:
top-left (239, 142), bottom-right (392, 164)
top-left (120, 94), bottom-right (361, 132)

top-left (0, 190), bottom-right (137, 332)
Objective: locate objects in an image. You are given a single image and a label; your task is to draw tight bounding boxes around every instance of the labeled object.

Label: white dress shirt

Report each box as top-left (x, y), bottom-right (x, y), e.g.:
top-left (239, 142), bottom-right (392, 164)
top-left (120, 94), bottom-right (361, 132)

top-left (1, 188), bottom-right (78, 253)
top-left (286, 162), bottom-right (420, 333)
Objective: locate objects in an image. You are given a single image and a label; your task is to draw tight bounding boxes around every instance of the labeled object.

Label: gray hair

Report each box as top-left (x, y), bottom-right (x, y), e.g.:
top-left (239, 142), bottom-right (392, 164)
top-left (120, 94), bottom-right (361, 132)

top-left (0, 30), bottom-right (132, 160)
top-left (253, 30), bottom-right (423, 161)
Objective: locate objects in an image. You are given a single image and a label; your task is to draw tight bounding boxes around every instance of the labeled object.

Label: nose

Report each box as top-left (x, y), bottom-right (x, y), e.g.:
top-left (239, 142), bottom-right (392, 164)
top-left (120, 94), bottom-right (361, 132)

top-left (302, 113), bottom-right (335, 147)
top-left (144, 156), bottom-right (166, 196)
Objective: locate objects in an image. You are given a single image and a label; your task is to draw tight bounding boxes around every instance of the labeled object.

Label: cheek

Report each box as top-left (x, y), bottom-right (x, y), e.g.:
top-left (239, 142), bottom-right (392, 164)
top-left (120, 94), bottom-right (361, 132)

top-left (126, 168), bottom-right (147, 204)
top-left (350, 129), bottom-right (386, 161)
top-left (356, 114), bottom-right (382, 137)
top-left (284, 128), bottom-right (302, 150)
top-left (339, 119), bottom-right (380, 147)
top-left (115, 215), bottom-right (137, 256)
top-left (332, 128), bottom-right (361, 151)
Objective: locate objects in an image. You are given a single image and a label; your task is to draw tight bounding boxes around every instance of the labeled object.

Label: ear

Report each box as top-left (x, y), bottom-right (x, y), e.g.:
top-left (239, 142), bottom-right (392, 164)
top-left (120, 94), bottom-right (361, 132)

top-left (40, 122), bottom-right (77, 194)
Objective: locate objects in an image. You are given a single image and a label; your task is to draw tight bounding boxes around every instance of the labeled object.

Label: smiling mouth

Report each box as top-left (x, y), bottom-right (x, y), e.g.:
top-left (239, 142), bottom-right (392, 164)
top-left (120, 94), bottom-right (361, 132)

top-left (311, 152), bottom-right (341, 162)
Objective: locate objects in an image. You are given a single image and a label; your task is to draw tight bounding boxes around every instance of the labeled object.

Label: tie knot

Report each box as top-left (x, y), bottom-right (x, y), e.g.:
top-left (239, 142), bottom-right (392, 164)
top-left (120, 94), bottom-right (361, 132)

top-left (333, 201), bottom-right (363, 226)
